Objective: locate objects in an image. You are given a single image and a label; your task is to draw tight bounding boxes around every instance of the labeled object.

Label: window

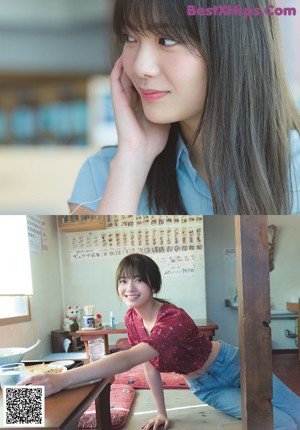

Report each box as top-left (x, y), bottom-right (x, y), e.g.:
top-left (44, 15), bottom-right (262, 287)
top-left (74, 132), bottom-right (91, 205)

top-left (0, 215), bottom-right (33, 325)
top-left (0, 296), bottom-right (31, 325)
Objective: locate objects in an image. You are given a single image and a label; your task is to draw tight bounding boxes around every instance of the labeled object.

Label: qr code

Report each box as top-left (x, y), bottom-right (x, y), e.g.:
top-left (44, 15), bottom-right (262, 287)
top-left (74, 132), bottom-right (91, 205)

top-left (3, 386), bottom-right (45, 427)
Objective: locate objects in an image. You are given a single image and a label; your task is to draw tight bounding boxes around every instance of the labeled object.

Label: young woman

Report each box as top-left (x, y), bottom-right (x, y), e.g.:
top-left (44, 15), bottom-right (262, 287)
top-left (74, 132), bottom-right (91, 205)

top-left (21, 254), bottom-right (300, 430)
top-left (69, 0), bottom-right (300, 215)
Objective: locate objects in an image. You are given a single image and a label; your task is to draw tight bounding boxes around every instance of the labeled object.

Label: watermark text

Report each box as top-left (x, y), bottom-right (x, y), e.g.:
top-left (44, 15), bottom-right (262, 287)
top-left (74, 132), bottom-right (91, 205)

top-left (187, 4), bottom-right (297, 18)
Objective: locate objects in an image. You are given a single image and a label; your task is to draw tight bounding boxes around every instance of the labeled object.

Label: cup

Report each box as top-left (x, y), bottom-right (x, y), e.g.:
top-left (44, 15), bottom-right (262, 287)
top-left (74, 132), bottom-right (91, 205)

top-left (0, 363), bottom-right (26, 388)
top-left (88, 338), bottom-right (105, 362)
top-left (83, 315), bottom-right (95, 328)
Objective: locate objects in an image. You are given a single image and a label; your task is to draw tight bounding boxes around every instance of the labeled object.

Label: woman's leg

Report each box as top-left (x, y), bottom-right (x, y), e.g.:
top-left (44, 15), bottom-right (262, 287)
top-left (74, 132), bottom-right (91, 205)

top-left (187, 342), bottom-right (300, 429)
top-left (273, 407), bottom-right (298, 430)
top-left (272, 374), bottom-right (300, 429)
top-left (186, 342), bottom-right (242, 419)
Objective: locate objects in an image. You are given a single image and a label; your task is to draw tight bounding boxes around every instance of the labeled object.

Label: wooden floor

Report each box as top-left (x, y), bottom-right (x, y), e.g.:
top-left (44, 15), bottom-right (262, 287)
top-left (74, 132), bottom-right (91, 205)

top-left (272, 350), bottom-right (300, 395)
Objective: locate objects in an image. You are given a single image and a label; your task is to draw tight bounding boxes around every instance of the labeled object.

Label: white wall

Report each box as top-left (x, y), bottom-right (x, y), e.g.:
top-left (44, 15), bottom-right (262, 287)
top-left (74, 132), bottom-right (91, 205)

top-left (204, 216), bottom-right (239, 346)
top-left (0, 216), bottom-right (63, 359)
top-left (204, 215), bottom-right (300, 349)
top-left (58, 217), bottom-right (207, 344)
top-left (269, 216), bottom-right (300, 349)
top-left (269, 216), bottom-right (300, 306)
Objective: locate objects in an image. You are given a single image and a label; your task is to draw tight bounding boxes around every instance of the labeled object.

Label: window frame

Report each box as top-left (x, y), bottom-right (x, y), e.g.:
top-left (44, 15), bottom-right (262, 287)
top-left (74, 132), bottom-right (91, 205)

top-left (0, 296), bottom-right (31, 326)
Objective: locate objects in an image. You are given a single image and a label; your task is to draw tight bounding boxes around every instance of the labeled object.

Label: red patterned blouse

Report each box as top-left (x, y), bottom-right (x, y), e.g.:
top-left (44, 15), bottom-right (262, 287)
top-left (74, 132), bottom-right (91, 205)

top-left (124, 303), bottom-right (212, 374)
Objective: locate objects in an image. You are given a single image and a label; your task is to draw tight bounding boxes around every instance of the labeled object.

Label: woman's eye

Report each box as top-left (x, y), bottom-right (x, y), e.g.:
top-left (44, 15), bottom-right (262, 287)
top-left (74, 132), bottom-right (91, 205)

top-left (159, 38), bottom-right (177, 46)
top-left (135, 278), bottom-right (142, 283)
top-left (124, 34), bottom-right (136, 43)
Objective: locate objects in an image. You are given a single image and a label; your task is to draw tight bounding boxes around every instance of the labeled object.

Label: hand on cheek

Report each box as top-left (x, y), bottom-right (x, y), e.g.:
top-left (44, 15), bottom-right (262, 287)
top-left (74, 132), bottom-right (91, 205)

top-left (110, 55), bottom-right (170, 164)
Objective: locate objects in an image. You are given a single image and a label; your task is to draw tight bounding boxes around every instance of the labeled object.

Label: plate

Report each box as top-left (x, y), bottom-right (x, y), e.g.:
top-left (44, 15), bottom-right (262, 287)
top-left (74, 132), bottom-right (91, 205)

top-left (47, 364), bottom-right (67, 373)
top-left (50, 360), bottom-right (75, 369)
top-left (25, 363), bottom-right (67, 375)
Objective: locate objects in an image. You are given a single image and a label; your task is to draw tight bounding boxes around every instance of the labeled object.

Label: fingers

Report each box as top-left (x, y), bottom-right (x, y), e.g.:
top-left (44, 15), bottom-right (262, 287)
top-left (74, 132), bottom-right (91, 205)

top-left (110, 56), bottom-right (137, 109)
top-left (141, 417), bottom-right (169, 430)
top-left (110, 56), bottom-right (126, 101)
top-left (17, 374), bottom-right (44, 386)
top-left (110, 56), bottom-right (124, 84)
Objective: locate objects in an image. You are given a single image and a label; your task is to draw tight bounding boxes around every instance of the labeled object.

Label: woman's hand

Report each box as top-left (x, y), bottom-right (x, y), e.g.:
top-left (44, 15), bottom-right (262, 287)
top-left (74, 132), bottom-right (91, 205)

top-left (95, 56), bottom-right (171, 214)
top-left (110, 56), bottom-right (170, 165)
top-left (17, 373), bottom-right (66, 397)
top-left (141, 414), bottom-right (169, 430)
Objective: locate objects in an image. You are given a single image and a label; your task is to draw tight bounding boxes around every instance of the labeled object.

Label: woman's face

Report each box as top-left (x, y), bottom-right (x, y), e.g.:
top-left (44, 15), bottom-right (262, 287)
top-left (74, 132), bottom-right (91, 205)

top-left (122, 30), bottom-right (207, 130)
top-left (118, 274), bottom-right (153, 309)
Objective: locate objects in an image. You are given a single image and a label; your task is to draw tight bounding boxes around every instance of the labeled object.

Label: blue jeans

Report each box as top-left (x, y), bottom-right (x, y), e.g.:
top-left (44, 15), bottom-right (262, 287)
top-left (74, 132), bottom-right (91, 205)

top-left (186, 341), bottom-right (300, 430)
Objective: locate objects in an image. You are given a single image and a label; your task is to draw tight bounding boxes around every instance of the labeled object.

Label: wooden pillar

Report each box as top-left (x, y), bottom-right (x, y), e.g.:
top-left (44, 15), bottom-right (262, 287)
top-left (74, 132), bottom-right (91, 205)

top-left (235, 216), bottom-right (273, 430)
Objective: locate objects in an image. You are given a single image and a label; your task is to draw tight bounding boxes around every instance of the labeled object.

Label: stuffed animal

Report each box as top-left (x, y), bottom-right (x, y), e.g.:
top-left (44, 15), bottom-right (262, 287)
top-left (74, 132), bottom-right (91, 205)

top-left (63, 305), bottom-right (81, 332)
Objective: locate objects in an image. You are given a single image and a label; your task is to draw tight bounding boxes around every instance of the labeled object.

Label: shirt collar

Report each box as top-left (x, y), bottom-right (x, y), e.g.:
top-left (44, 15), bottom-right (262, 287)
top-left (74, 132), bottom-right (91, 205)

top-left (176, 134), bottom-right (211, 198)
top-left (176, 134), bottom-right (186, 169)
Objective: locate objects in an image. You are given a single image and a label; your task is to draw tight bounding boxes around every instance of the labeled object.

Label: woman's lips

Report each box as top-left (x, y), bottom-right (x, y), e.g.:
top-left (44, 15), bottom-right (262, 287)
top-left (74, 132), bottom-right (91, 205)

top-left (140, 89), bottom-right (169, 100)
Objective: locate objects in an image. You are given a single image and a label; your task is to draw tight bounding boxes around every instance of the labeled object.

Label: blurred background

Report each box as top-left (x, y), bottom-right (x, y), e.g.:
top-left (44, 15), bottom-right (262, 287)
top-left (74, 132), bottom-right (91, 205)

top-left (0, 0), bottom-right (116, 213)
top-left (0, 0), bottom-right (299, 213)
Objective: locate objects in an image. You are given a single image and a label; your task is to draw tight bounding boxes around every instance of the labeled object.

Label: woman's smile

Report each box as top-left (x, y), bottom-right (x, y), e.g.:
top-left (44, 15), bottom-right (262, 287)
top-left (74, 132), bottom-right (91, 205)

top-left (125, 293), bottom-right (141, 302)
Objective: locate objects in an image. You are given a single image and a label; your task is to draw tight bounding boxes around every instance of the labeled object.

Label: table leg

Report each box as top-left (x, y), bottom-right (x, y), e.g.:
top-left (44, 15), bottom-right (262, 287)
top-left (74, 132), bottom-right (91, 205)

top-left (103, 335), bottom-right (109, 355)
top-left (95, 381), bottom-right (112, 430)
top-left (70, 333), bottom-right (78, 352)
top-left (84, 341), bottom-right (89, 358)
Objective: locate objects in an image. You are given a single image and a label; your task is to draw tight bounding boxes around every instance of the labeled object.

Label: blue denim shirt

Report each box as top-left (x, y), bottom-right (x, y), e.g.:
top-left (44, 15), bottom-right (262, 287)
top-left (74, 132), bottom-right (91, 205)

top-left (69, 132), bottom-right (300, 214)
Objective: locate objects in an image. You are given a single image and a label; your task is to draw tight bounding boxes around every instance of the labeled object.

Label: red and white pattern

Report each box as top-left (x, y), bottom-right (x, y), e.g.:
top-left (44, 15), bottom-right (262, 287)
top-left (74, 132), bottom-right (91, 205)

top-left (78, 384), bottom-right (135, 430)
top-left (125, 303), bottom-right (212, 374)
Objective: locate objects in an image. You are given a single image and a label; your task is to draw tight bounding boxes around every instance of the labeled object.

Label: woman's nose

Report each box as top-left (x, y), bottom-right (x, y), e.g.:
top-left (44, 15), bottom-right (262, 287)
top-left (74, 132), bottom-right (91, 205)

top-left (132, 44), bottom-right (160, 78)
top-left (126, 279), bottom-right (135, 290)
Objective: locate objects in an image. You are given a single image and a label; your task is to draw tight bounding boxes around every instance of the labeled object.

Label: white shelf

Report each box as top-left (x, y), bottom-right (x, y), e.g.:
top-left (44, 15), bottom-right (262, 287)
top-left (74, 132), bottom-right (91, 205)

top-left (225, 299), bottom-right (297, 319)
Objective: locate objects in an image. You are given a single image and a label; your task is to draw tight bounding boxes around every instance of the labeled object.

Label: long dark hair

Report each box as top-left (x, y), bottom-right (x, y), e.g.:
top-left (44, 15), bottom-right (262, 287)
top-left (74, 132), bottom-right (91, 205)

top-left (113, 0), bottom-right (300, 214)
top-left (115, 253), bottom-right (170, 303)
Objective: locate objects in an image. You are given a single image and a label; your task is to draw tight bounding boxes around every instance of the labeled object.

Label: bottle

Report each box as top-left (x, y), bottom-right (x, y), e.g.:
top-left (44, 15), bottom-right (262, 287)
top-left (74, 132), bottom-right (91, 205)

top-left (88, 337), bottom-right (105, 362)
top-left (110, 311), bottom-right (116, 328)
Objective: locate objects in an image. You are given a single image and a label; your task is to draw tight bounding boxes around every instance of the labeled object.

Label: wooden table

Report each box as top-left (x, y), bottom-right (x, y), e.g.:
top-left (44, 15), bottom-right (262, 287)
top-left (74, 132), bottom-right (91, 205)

top-left (78, 318), bottom-right (218, 357)
top-left (0, 375), bottom-right (114, 430)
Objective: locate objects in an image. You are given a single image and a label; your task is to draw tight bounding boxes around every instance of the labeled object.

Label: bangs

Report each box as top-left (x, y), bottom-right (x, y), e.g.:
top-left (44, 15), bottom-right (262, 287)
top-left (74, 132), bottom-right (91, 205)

top-left (116, 257), bottom-right (149, 285)
top-left (113, 0), bottom-right (201, 52)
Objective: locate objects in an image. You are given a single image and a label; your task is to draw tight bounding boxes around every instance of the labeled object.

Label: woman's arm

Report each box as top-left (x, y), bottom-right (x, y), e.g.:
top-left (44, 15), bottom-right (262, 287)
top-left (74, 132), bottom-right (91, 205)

top-left (141, 361), bottom-right (169, 430)
top-left (19, 342), bottom-right (158, 397)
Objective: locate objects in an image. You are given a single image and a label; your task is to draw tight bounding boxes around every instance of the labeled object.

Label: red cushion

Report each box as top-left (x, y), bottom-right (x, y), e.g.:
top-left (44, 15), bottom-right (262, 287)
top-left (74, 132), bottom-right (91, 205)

top-left (78, 384), bottom-right (135, 430)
